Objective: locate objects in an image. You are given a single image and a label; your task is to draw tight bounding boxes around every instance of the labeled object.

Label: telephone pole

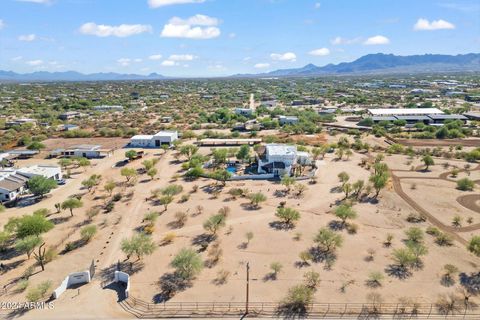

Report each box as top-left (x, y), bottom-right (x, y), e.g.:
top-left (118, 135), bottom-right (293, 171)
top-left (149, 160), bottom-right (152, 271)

top-left (245, 262), bottom-right (250, 315)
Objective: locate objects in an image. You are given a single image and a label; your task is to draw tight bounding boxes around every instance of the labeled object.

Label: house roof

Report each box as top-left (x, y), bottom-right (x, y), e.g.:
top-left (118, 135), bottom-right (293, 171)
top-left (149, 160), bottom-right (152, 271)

top-left (153, 131), bottom-right (177, 138)
top-left (131, 135), bottom-right (154, 140)
top-left (368, 108), bottom-right (444, 116)
top-left (266, 144), bottom-right (297, 157)
top-left (18, 165), bottom-right (60, 178)
top-left (0, 179), bottom-right (23, 192)
top-left (394, 115), bottom-right (432, 121)
top-left (427, 114), bottom-right (467, 120)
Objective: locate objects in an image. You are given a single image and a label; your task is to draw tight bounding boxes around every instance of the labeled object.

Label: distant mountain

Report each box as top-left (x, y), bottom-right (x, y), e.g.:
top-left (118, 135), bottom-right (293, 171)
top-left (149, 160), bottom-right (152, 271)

top-left (234, 53), bottom-right (480, 78)
top-left (1, 53), bottom-right (479, 81)
top-left (0, 70), bottom-right (167, 82)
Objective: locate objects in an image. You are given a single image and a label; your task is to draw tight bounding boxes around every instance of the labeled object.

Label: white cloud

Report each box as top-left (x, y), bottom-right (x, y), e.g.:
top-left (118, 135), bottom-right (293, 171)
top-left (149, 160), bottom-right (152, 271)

top-left (168, 54), bottom-right (196, 61)
top-left (270, 52), bottom-right (296, 62)
top-left (11, 56), bottom-right (23, 61)
top-left (26, 59), bottom-right (43, 66)
top-left (79, 22), bottom-right (152, 37)
top-left (363, 35), bottom-right (390, 45)
top-left (148, 0), bottom-right (205, 8)
top-left (413, 18), bottom-right (455, 31)
top-left (228, 32), bottom-right (236, 38)
top-left (331, 36), bottom-right (361, 45)
top-left (243, 57), bottom-right (251, 61)
top-left (134, 58), bottom-right (143, 63)
top-left (254, 63), bottom-right (270, 69)
top-left (161, 60), bottom-right (177, 66)
top-left (0, 20), bottom-right (4, 30)
top-left (308, 48), bottom-right (330, 56)
top-left (314, 2), bottom-right (321, 9)
top-left (117, 58), bottom-right (131, 66)
top-left (160, 14), bottom-right (220, 39)
top-left (18, 34), bottom-right (36, 41)
top-left (148, 54), bottom-right (163, 60)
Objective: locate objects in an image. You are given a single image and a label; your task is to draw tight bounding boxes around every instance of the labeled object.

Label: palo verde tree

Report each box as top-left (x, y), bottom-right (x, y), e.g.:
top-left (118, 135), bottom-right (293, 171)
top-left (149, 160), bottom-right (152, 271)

top-left (12, 214), bottom-right (54, 239)
top-left (121, 233), bottom-right (156, 261)
top-left (248, 192), bottom-right (267, 209)
top-left (61, 198), bottom-right (83, 217)
top-left (120, 168), bottom-right (137, 183)
top-left (170, 248), bottom-right (203, 280)
top-left (275, 207), bottom-right (301, 226)
top-left (281, 175), bottom-right (296, 193)
top-left (203, 214), bottom-right (226, 236)
top-left (27, 176), bottom-right (57, 198)
top-left (334, 204), bottom-right (357, 227)
top-left (314, 227), bottom-right (343, 253)
top-left (422, 154), bottom-right (434, 171)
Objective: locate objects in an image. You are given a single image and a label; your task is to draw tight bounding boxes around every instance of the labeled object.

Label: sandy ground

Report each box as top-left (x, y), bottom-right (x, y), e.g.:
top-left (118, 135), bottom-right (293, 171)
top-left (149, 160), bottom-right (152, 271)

top-left (1, 147), bottom-right (479, 319)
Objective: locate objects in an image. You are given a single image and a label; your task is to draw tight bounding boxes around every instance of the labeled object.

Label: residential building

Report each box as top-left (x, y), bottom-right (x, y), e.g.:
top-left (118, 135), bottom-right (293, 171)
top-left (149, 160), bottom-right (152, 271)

top-left (129, 131), bottom-right (179, 148)
top-left (257, 144), bottom-right (310, 177)
top-left (58, 111), bottom-right (80, 120)
top-left (5, 118), bottom-right (37, 128)
top-left (235, 107), bottom-right (253, 116)
top-left (17, 165), bottom-right (62, 181)
top-left (278, 115), bottom-right (299, 125)
top-left (93, 105), bottom-right (124, 112)
top-left (61, 145), bottom-right (111, 158)
top-left (0, 171), bottom-right (28, 202)
top-left (367, 108), bottom-right (444, 117)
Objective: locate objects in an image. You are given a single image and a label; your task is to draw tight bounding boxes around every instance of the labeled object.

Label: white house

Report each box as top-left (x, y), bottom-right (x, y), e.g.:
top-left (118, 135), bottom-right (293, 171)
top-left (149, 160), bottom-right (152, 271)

top-left (257, 144), bottom-right (310, 177)
top-left (0, 171), bottom-right (28, 202)
top-left (278, 115), bottom-right (299, 125)
top-left (129, 131), bottom-right (178, 148)
top-left (17, 165), bottom-right (62, 181)
top-left (235, 108), bottom-right (254, 116)
top-left (61, 145), bottom-right (110, 158)
top-left (93, 105), bottom-right (124, 112)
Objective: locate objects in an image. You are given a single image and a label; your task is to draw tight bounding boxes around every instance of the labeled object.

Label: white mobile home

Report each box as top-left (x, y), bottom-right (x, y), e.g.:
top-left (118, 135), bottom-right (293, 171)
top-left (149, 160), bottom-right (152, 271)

top-left (0, 171), bottom-right (28, 202)
top-left (61, 145), bottom-right (111, 159)
top-left (17, 165), bottom-right (62, 181)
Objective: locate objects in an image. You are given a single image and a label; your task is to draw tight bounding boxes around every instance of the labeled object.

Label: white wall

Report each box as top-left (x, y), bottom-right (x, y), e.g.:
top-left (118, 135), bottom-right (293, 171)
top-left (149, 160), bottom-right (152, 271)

top-left (53, 270), bottom-right (91, 299)
top-left (114, 271), bottom-right (130, 298)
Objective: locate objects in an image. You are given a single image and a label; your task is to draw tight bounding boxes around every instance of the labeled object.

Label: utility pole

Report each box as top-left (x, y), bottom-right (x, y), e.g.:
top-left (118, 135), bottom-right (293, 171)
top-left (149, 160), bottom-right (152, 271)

top-left (245, 262), bottom-right (250, 315)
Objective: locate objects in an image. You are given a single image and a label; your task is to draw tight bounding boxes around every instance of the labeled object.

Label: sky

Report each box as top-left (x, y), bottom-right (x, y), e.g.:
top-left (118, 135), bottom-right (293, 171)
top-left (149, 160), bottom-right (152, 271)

top-left (0, 0), bottom-right (479, 77)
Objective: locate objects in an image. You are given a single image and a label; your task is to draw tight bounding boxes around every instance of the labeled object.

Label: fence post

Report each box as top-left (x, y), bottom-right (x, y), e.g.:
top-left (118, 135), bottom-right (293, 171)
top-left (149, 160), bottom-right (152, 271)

top-left (428, 303), bottom-right (432, 318)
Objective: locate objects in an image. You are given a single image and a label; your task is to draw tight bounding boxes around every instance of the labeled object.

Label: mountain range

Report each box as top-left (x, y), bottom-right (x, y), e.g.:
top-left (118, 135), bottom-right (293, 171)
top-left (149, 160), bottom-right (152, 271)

top-left (0, 53), bottom-right (479, 82)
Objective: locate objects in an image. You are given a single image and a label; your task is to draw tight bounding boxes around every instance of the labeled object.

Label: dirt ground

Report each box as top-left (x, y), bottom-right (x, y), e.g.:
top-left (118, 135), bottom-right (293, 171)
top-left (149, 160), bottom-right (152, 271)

top-left (1, 145), bottom-right (479, 319)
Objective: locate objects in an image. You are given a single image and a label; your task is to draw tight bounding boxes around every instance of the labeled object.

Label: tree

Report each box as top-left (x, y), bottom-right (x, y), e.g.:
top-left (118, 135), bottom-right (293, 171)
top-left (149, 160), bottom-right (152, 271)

top-left (352, 180), bottom-right (365, 199)
top-left (147, 168), bottom-right (158, 180)
top-left (120, 168), bottom-right (137, 183)
top-left (236, 145), bottom-right (250, 161)
top-left (27, 141), bottom-right (45, 151)
top-left (180, 145), bottom-right (199, 161)
top-left (367, 271), bottom-right (384, 287)
top-left (294, 183), bottom-right (307, 197)
top-left (58, 158), bottom-right (72, 170)
top-left (0, 231), bottom-right (11, 251)
top-left (337, 171), bottom-right (350, 187)
top-left (161, 184), bottom-right (183, 196)
top-left (33, 242), bottom-right (47, 271)
top-left (15, 235), bottom-right (42, 259)
top-left (14, 214), bottom-right (54, 238)
top-left (211, 169), bottom-right (231, 186)
top-left (203, 214), bottom-right (226, 235)
top-left (211, 148), bottom-right (228, 167)
top-left (120, 233), bottom-right (156, 261)
top-left (342, 182), bottom-right (352, 198)
top-left (422, 154), bottom-right (434, 171)
top-left (270, 262), bottom-right (283, 279)
top-left (125, 150), bottom-right (138, 161)
top-left (170, 248), bottom-right (203, 280)
top-left (457, 178), bottom-right (474, 191)
top-left (159, 195), bottom-right (173, 211)
top-left (104, 180), bottom-right (116, 195)
top-left (76, 157), bottom-right (90, 171)
top-left (369, 171), bottom-right (389, 198)
top-left (303, 270), bottom-right (321, 289)
top-left (80, 225), bottom-right (97, 242)
top-left (392, 248), bottom-right (416, 268)
top-left (81, 174), bottom-right (101, 192)
top-left (61, 198), bottom-right (83, 217)
top-left (279, 285), bottom-right (314, 315)
top-left (27, 176), bottom-right (57, 197)
top-left (467, 236), bottom-right (480, 256)
top-left (334, 204), bottom-right (357, 226)
top-left (405, 227), bottom-right (424, 243)
top-left (248, 192), bottom-right (267, 208)
top-left (281, 175), bottom-right (296, 193)
top-left (275, 207), bottom-right (301, 226)
top-left (314, 228), bottom-right (343, 252)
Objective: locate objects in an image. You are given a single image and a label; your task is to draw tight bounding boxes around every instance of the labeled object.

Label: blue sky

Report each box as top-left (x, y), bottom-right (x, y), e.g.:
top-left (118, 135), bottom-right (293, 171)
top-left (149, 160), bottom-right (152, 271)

top-left (0, 0), bottom-right (479, 77)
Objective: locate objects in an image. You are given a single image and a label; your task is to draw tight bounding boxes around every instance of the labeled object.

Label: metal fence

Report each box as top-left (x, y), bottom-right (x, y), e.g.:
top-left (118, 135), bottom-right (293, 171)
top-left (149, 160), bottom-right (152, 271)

top-left (119, 297), bottom-right (480, 319)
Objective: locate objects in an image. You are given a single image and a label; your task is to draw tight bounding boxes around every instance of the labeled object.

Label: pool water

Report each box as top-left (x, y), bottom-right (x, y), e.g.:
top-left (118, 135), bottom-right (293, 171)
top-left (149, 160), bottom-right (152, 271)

top-left (226, 166), bottom-right (237, 174)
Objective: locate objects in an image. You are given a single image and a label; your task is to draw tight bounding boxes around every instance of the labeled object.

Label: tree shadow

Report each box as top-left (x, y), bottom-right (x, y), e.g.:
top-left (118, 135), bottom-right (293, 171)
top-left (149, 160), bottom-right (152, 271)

top-left (269, 221), bottom-right (295, 231)
top-left (365, 279), bottom-right (382, 288)
top-left (0, 259), bottom-right (26, 274)
top-left (263, 272), bottom-right (277, 282)
top-left (191, 233), bottom-right (216, 252)
top-left (276, 302), bottom-right (309, 319)
top-left (330, 186), bottom-right (342, 193)
top-left (328, 220), bottom-right (345, 231)
top-left (0, 246), bottom-right (25, 261)
top-left (459, 272), bottom-right (480, 295)
top-left (166, 220), bottom-right (185, 229)
top-left (294, 261), bottom-right (310, 268)
top-left (440, 275), bottom-right (455, 287)
top-left (153, 272), bottom-right (192, 303)
top-left (273, 190), bottom-right (287, 198)
top-left (308, 246), bottom-right (337, 265)
top-left (240, 202), bottom-right (260, 211)
top-left (103, 281), bottom-right (127, 302)
top-left (385, 264), bottom-right (412, 280)
top-left (237, 242), bottom-right (248, 250)
top-left (49, 216), bottom-right (72, 225)
top-left (60, 238), bottom-right (88, 255)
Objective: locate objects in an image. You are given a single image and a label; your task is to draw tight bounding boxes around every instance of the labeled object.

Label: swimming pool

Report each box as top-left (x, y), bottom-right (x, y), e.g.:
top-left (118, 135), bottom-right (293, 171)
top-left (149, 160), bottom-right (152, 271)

top-left (226, 166), bottom-right (237, 174)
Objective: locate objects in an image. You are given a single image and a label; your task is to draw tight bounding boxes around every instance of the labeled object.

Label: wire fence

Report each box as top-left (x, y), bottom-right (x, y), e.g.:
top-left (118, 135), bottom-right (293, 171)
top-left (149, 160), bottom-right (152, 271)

top-left (119, 296), bottom-right (480, 319)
